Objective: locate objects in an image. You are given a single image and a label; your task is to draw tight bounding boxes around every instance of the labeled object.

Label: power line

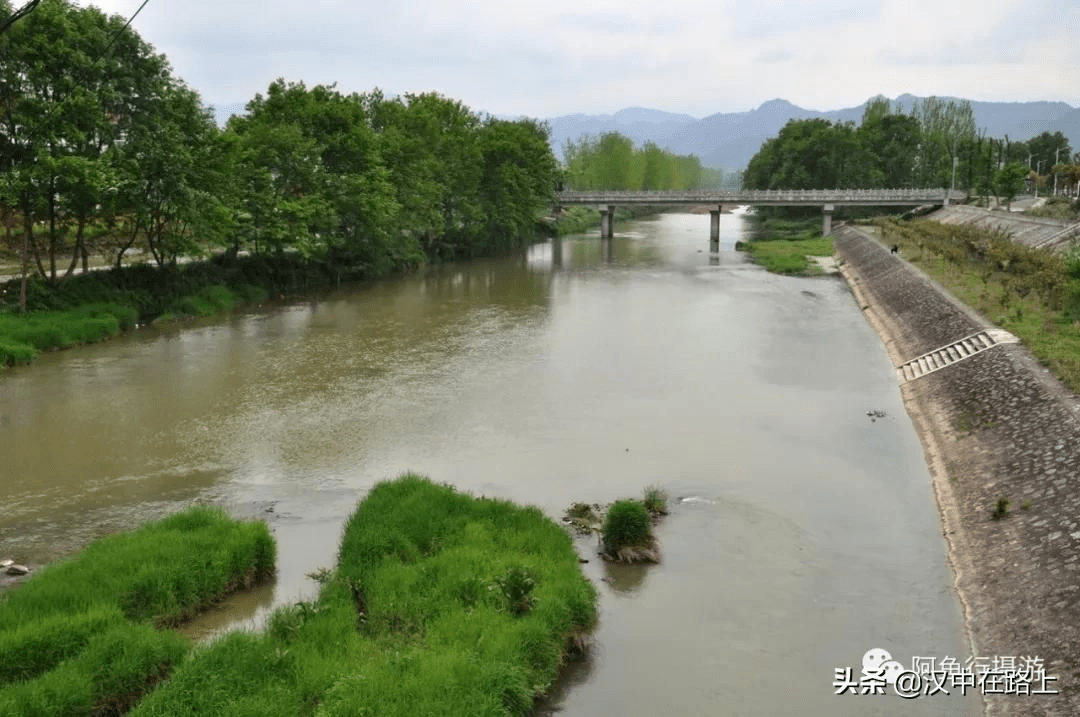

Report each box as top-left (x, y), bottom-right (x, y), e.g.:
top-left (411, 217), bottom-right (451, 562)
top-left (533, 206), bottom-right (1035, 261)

top-left (0, 0), bottom-right (42, 35)
top-left (100, 0), bottom-right (152, 59)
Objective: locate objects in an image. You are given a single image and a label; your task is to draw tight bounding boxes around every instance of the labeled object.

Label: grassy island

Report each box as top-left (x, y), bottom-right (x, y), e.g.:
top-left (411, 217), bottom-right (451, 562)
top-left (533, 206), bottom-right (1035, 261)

top-left (1, 477), bottom-right (596, 715)
top-left (129, 474), bottom-right (596, 716)
top-left (0, 507), bottom-right (275, 716)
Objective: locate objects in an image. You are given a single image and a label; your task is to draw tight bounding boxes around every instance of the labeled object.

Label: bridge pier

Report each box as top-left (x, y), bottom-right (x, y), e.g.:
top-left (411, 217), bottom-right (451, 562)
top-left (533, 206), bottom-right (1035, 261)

top-left (709, 208), bottom-right (721, 252)
top-left (599, 205), bottom-right (615, 239)
top-left (822, 204), bottom-right (834, 236)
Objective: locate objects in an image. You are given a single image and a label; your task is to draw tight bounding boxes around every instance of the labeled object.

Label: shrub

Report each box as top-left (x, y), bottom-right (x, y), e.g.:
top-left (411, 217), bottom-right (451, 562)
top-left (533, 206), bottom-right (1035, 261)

top-left (492, 565), bottom-right (537, 615)
top-left (991, 497), bottom-right (1010, 521)
top-left (0, 340), bottom-right (36, 366)
top-left (601, 500), bottom-right (652, 556)
top-left (642, 485), bottom-right (669, 516)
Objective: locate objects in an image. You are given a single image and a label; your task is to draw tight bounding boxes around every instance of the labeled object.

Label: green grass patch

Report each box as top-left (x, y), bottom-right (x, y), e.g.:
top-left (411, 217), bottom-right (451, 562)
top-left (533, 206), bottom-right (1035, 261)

top-left (553, 206), bottom-right (599, 236)
top-left (0, 302), bottom-right (138, 356)
top-left (0, 506), bottom-right (274, 713)
top-left (131, 474), bottom-right (597, 716)
top-left (642, 485), bottom-right (669, 517)
top-left (741, 237), bottom-right (834, 275)
top-left (169, 284), bottom-right (240, 317)
top-left (0, 339), bottom-right (37, 366)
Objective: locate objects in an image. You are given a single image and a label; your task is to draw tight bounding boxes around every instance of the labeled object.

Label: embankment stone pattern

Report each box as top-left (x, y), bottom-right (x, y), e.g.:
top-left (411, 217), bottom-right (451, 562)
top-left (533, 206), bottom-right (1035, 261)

top-left (835, 225), bottom-right (1080, 717)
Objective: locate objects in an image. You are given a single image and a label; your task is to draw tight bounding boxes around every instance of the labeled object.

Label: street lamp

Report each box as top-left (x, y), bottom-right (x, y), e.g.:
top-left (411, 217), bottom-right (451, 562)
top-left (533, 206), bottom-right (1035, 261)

top-left (949, 155), bottom-right (958, 204)
top-left (1054, 148), bottom-right (1061, 196)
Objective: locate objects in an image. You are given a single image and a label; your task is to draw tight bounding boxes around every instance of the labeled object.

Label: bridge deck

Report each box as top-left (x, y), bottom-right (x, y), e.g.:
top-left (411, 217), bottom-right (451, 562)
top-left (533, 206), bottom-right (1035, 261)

top-left (556, 189), bottom-right (963, 206)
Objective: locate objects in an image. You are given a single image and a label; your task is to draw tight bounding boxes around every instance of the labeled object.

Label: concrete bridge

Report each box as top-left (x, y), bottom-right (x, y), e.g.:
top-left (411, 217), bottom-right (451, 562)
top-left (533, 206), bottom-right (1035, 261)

top-left (555, 188), bottom-right (967, 248)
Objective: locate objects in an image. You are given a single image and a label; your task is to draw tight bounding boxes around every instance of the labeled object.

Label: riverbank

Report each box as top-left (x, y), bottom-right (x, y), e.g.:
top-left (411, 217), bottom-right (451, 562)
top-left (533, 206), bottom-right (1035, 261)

top-left (835, 224), bottom-right (1080, 716)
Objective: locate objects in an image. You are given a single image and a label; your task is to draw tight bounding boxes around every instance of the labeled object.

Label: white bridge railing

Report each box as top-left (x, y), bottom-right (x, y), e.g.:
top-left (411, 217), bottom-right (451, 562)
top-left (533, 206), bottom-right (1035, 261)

top-left (556, 188), bottom-right (960, 204)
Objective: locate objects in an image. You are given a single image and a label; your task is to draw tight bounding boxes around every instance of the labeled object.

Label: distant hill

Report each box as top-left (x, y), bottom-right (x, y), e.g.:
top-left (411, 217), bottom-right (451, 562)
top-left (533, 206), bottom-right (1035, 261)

top-left (545, 107), bottom-right (697, 155)
top-left (546, 95), bottom-right (1080, 171)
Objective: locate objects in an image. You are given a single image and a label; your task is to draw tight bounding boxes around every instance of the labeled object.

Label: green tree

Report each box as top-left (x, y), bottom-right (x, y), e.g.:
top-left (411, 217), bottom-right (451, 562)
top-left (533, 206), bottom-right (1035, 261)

top-left (226, 80), bottom-right (339, 258)
top-left (995, 162), bottom-right (1029, 210)
top-left (743, 118), bottom-right (863, 189)
top-left (857, 111), bottom-right (921, 188)
top-left (911, 97), bottom-right (976, 187)
top-left (475, 117), bottom-right (559, 255)
top-left (366, 91), bottom-right (481, 260)
top-left (0, 0), bottom-right (175, 283)
top-left (113, 82), bottom-right (223, 268)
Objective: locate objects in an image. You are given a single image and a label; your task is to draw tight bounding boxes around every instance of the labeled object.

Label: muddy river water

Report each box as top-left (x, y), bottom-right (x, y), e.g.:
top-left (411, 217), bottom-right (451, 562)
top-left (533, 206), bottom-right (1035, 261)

top-left (0, 212), bottom-right (979, 715)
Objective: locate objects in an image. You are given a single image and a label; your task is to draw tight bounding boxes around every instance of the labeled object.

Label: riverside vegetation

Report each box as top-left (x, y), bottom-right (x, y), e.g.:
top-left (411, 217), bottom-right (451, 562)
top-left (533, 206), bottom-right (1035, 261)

top-left (879, 218), bottom-right (1080, 393)
top-left (736, 216), bottom-right (835, 275)
top-left (0, 507), bottom-right (274, 715)
top-left (0, 0), bottom-right (564, 367)
top-left (129, 475), bottom-right (597, 716)
top-left (564, 486), bottom-right (669, 564)
top-left (0, 475), bottom-right (598, 715)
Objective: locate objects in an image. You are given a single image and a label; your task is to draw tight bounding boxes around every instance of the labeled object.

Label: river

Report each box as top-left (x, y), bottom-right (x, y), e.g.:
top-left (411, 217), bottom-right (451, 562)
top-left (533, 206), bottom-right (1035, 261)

top-left (0, 212), bottom-right (978, 715)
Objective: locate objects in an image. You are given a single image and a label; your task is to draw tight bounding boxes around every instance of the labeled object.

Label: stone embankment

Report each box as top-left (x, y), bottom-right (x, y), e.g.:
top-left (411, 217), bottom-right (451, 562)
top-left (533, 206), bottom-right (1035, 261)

top-left (929, 205), bottom-right (1080, 251)
top-left (834, 224), bottom-right (1080, 717)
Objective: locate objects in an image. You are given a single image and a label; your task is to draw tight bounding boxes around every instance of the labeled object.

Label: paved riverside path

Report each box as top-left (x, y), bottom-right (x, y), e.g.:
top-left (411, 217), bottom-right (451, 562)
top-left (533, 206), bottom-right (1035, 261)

top-left (835, 224), bottom-right (1080, 717)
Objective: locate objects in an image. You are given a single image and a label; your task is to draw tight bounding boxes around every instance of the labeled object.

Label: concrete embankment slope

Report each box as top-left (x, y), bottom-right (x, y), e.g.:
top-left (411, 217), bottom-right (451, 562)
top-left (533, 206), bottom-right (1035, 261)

top-left (834, 224), bottom-right (1080, 717)
top-left (929, 205), bottom-right (1080, 251)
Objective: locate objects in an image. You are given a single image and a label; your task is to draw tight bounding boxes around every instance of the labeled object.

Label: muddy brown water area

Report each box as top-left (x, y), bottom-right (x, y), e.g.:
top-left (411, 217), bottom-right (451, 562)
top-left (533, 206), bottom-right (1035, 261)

top-left (1, 213), bottom-right (979, 715)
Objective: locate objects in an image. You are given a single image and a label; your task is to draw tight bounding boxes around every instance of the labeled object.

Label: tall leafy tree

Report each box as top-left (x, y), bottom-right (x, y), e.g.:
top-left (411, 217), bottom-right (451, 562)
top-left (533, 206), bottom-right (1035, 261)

top-left (1, 0), bottom-right (179, 284)
top-left (857, 101), bottom-right (921, 188)
top-left (366, 91), bottom-right (481, 260)
top-left (910, 97), bottom-right (976, 187)
top-left (744, 119), bottom-right (865, 189)
top-left (475, 117), bottom-right (559, 255)
top-left (226, 80), bottom-right (338, 258)
top-left (113, 82), bottom-right (223, 268)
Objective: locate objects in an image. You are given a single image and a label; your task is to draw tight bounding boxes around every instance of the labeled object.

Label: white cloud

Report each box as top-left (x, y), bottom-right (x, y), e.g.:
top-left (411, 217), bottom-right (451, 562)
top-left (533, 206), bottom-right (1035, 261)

top-left (80, 0), bottom-right (1080, 118)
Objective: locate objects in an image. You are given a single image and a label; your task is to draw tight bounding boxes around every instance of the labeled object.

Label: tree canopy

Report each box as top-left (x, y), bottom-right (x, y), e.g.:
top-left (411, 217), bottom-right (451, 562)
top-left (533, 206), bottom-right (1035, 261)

top-left (562, 132), bottom-right (705, 190)
top-left (742, 96), bottom-right (1074, 200)
top-left (1, 0), bottom-right (564, 309)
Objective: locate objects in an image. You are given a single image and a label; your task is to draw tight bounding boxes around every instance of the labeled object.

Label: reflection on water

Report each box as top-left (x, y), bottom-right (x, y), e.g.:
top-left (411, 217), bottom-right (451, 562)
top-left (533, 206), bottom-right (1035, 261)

top-left (0, 212), bottom-right (978, 715)
top-left (601, 561), bottom-right (650, 597)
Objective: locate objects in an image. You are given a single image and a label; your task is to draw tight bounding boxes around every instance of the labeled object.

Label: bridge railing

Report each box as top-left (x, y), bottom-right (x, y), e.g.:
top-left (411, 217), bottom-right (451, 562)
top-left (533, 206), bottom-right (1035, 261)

top-left (555, 188), bottom-right (958, 203)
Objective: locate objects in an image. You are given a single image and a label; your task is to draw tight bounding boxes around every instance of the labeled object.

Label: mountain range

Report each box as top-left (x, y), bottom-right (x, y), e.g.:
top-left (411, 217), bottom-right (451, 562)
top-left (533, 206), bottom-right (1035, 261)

top-left (210, 94), bottom-right (1080, 173)
top-left (544, 95), bottom-right (1080, 171)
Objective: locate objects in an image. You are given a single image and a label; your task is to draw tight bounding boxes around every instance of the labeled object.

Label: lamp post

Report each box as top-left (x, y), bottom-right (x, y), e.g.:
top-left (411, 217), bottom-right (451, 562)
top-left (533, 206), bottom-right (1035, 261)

top-left (1054, 148), bottom-right (1060, 196)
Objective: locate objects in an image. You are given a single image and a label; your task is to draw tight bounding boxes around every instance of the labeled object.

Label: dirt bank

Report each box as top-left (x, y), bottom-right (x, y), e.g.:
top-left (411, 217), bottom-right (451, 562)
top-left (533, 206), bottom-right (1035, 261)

top-left (835, 224), bottom-right (1080, 717)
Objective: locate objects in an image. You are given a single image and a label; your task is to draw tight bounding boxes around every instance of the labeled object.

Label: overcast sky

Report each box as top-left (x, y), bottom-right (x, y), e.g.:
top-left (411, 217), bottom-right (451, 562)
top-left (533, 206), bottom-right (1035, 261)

top-left (83, 0), bottom-right (1080, 120)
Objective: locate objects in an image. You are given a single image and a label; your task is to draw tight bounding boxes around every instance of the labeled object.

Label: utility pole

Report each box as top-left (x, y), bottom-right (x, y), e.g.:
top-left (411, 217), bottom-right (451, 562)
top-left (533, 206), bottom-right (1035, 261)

top-left (1036, 160), bottom-right (1044, 198)
top-left (950, 155), bottom-right (958, 204)
top-left (1054, 148), bottom-right (1061, 196)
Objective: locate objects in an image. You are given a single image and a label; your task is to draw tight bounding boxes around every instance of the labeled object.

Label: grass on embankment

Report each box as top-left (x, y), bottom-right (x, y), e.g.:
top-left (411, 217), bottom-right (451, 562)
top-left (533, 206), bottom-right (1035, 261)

top-left (0, 507), bottom-right (275, 716)
top-left (130, 474), bottom-right (598, 717)
top-left (0, 303), bottom-right (138, 366)
top-left (0, 283), bottom-right (268, 367)
top-left (879, 217), bottom-right (1080, 394)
